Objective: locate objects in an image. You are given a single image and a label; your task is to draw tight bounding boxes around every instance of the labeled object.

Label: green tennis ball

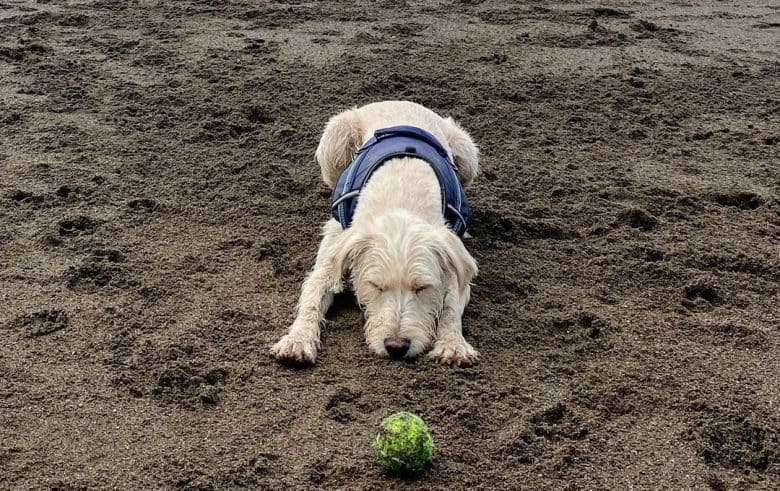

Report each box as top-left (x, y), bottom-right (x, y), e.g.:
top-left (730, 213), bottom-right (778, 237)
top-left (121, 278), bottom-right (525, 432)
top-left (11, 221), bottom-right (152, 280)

top-left (373, 411), bottom-right (435, 475)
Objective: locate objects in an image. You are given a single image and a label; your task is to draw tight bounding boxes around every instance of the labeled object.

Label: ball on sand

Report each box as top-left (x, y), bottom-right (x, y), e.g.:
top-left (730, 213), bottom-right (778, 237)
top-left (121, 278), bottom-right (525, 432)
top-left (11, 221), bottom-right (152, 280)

top-left (373, 412), bottom-right (435, 475)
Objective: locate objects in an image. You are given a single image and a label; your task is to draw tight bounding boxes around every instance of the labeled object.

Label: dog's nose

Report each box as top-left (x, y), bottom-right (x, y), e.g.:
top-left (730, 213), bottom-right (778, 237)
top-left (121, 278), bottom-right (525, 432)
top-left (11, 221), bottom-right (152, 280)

top-left (384, 337), bottom-right (411, 359)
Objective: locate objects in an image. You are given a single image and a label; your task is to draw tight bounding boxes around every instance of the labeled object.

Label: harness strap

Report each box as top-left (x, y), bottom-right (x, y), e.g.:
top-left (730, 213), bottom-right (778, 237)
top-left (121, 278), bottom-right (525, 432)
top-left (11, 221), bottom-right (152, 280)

top-left (330, 125), bottom-right (470, 237)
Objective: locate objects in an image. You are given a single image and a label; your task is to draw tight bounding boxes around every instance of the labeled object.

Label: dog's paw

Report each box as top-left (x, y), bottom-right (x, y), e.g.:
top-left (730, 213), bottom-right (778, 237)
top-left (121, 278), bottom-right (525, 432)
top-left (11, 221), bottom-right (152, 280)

top-left (429, 338), bottom-right (479, 367)
top-left (270, 333), bottom-right (319, 365)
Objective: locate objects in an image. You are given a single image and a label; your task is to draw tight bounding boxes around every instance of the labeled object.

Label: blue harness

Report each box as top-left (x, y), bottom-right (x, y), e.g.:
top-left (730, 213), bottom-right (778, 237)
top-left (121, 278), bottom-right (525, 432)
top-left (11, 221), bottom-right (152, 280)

top-left (330, 125), bottom-right (470, 237)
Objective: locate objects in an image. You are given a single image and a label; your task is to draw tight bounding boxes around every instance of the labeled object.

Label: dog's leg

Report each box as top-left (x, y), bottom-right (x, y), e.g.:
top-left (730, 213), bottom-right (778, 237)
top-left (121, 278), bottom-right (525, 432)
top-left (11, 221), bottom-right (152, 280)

top-left (271, 222), bottom-right (343, 364)
top-left (315, 108), bottom-right (362, 189)
top-left (429, 282), bottom-right (479, 367)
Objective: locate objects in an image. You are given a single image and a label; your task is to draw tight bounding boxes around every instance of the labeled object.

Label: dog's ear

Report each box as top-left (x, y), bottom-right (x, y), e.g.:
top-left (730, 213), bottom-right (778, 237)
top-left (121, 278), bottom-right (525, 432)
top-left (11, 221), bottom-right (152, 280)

top-left (316, 108), bottom-right (364, 189)
top-left (434, 228), bottom-right (478, 292)
top-left (329, 227), bottom-right (372, 289)
top-left (443, 117), bottom-right (479, 187)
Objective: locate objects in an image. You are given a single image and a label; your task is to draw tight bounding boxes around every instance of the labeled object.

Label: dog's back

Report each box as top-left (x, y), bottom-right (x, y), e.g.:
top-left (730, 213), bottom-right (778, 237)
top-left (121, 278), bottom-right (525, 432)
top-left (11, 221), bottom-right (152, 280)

top-left (315, 101), bottom-right (479, 190)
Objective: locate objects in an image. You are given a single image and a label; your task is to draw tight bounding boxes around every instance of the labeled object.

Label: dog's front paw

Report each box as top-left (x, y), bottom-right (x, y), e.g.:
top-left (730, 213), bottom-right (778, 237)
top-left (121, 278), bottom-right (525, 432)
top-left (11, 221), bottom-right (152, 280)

top-left (429, 337), bottom-right (479, 367)
top-left (271, 333), bottom-right (319, 365)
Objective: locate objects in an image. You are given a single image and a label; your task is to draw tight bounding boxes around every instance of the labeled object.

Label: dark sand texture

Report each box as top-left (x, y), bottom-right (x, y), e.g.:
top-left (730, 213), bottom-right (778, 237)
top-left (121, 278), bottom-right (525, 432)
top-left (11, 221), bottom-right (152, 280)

top-left (1, 1), bottom-right (779, 489)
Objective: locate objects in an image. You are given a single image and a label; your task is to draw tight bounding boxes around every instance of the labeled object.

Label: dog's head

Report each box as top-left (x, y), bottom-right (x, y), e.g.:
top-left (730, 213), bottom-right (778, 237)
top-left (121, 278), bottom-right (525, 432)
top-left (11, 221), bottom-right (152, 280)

top-left (332, 211), bottom-right (477, 359)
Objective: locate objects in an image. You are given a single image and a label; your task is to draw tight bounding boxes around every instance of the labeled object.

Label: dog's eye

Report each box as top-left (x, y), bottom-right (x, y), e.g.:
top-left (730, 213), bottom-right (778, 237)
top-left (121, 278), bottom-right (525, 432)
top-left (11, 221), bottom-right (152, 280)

top-left (368, 281), bottom-right (384, 292)
top-left (414, 285), bottom-right (431, 294)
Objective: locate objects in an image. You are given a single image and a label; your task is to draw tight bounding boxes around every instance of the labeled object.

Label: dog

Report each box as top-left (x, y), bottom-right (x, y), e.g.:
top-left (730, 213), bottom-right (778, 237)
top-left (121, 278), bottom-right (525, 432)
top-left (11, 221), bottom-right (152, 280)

top-left (270, 101), bottom-right (480, 366)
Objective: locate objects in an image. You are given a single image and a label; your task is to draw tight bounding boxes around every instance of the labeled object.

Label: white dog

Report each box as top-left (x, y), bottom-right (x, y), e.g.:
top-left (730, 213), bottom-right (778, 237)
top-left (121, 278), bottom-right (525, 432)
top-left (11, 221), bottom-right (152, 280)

top-left (271, 101), bottom-right (480, 366)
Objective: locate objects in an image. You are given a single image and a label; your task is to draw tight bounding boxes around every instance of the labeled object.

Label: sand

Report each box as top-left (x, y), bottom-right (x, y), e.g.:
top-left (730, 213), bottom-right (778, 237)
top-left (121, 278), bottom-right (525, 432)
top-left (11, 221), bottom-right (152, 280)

top-left (1, 1), bottom-right (779, 489)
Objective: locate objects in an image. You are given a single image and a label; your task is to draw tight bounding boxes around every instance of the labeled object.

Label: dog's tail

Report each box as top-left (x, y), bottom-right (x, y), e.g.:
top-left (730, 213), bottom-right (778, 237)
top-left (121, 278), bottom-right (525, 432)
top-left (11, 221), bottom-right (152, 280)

top-left (441, 117), bottom-right (479, 188)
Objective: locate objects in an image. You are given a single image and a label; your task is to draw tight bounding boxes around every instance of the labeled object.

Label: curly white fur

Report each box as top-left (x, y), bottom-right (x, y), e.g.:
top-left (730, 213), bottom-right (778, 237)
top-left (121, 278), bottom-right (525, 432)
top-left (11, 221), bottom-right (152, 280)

top-left (271, 101), bottom-right (480, 366)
